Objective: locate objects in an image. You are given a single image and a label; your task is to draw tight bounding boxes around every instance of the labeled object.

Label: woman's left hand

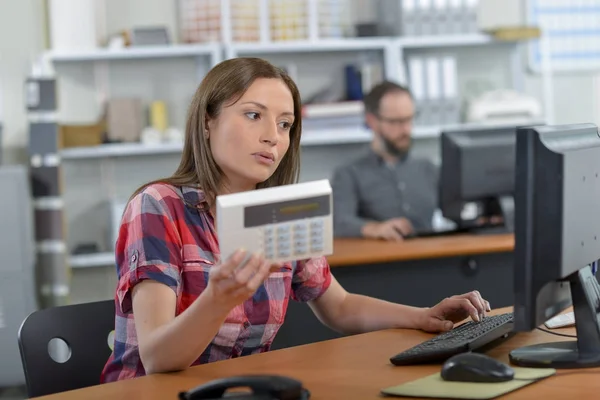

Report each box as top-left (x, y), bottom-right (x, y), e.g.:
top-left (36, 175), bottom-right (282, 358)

top-left (418, 291), bottom-right (491, 333)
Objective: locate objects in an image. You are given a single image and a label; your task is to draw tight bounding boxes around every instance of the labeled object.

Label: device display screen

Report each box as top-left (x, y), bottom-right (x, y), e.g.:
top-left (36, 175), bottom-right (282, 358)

top-left (244, 195), bottom-right (330, 227)
top-left (279, 202), bottom-right (320, 215)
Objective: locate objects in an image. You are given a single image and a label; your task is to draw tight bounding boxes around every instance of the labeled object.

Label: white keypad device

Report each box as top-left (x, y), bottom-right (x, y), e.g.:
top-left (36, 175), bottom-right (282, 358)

top-left (544, 311), bottom-right (575, 329)
top-left (216, 179), bottom-right (333, 264)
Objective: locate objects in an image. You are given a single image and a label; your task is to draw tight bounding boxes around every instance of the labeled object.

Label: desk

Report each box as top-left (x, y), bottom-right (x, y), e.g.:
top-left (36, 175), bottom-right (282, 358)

top-left (274, 234), bottom-right (515, 349)
top-left (327, 234), bottom-right (514, 267)
top-left (37, 307), bottom-right (597, 400)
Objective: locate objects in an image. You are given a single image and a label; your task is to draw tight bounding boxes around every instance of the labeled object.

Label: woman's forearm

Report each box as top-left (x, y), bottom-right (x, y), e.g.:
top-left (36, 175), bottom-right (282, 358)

top-left (139, 289), bottom-right (231, 374)
top-left (330, 293), bottom-right (425, 335)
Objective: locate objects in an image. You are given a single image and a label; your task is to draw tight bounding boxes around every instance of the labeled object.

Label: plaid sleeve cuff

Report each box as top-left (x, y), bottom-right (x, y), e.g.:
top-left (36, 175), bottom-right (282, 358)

top-left (291, 256), bottom-right (333, 303)
top-left (117, 249), bottom-right (181, 314)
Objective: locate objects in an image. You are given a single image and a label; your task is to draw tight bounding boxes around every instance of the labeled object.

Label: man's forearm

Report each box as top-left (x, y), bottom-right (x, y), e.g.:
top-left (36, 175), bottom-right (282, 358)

top-left (334, 215), bottom-right (370, 238)
top-left (328, 293), bottom-right (426, 335)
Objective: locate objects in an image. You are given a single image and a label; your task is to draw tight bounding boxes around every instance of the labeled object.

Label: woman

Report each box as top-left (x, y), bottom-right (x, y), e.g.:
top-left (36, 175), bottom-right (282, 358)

top-left (101, 57), bottom-right (490, 382)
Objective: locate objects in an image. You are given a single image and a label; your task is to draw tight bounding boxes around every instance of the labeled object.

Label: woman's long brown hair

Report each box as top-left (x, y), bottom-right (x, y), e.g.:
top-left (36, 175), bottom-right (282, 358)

top-left (130, 57), bottom-right (303, 205)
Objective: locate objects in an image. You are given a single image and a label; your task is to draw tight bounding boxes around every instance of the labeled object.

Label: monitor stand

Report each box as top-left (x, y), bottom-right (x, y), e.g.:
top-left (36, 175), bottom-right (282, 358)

top-left (468, 196), bottom-right (515, 235)
top-left (509, 265), bottom-right (600, 368)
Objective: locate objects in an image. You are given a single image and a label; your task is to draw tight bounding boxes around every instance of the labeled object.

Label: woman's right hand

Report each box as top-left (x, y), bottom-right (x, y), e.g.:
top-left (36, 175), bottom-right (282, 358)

top-left (205, 249), bottom-right (281, 309)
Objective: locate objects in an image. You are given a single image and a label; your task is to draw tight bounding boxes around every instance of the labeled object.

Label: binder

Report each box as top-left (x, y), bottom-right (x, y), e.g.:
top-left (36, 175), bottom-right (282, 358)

top-left (432, 0), bottom-right (448, 36)
top-left (425, 57), bottom-right (442, 126)
top-left (416, 0), bottom-right (433, 36)
top-left (441, 55), bottom-right (460, 125)
top-left (465, 0), bottom-right (479, 33)
top-left (448, 0), bottom-right (463, 34)
top-left (376, 0), bottom-right (401, 36)
top-left (408, 57), bottom-right (427, 125)
top-left (402, 0), bottom-right (418, 37)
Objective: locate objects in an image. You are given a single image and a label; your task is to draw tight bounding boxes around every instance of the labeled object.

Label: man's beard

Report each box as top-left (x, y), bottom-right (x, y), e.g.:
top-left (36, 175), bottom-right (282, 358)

top-left (379, 133), bottom-right (409, 158)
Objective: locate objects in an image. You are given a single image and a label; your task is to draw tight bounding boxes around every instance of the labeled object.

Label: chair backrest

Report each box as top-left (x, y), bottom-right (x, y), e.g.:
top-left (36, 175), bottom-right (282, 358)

top-left (17, 300), bottom-right (115, 398)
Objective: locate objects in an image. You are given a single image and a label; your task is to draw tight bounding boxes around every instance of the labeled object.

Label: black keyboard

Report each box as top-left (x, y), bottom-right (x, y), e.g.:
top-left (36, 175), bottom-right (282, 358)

top-left (390, 312), bottom-right (514, 366)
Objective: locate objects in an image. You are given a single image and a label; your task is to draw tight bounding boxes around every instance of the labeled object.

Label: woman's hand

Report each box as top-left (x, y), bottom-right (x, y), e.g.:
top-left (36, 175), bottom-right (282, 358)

top-left (205, 249), bottom-right (281, 310)
top-left (418, 291), bottom-right (491, 333)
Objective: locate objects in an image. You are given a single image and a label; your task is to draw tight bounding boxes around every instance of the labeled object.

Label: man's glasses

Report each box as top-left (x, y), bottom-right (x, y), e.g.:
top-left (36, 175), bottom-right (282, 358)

top-left (375, 112), bottom-right (418, 126)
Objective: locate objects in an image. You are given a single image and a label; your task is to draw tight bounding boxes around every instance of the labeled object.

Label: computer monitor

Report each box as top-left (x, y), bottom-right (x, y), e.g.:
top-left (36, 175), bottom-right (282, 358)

top-left (509, 123), bottom-right (600, 369)
top-left (439, 126), bottom-right (518, 233)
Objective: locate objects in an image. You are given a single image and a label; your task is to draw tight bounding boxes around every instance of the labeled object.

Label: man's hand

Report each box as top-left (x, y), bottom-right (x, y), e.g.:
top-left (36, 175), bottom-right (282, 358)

top-left (361, 218), bottom-right (414, 241)
top-left (418, 291), bottom-right (491, 333)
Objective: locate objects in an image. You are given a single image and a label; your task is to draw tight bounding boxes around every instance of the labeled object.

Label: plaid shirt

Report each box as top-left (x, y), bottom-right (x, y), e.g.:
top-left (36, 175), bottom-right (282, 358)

top-left (101, 184), bottom-right (332, 382)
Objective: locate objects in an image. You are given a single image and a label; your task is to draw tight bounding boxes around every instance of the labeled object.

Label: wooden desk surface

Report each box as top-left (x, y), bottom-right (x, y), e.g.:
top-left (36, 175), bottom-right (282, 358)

top-left (38, 307), bottom-right (598, 400)
top-left (327, 234), bottom-right (515, 267)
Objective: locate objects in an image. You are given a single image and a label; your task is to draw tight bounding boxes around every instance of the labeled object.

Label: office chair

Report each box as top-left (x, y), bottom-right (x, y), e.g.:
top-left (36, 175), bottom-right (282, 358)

top-left (17, 300), bottom-right (115, 398)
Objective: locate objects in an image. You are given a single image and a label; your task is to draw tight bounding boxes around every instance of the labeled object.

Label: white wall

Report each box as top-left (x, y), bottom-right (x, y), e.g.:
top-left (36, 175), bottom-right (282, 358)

top-left (0, 0), bottom-right (45, 163)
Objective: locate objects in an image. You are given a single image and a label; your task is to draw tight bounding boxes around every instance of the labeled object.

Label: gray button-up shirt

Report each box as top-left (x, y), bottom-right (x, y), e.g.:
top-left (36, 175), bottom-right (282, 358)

top-left (331, 150), bottom-right (439, 237)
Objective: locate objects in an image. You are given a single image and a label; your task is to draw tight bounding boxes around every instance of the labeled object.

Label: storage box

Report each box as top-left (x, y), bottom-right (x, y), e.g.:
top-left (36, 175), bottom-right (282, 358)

top-left (59, 121), bottom-right (106, 148)
top-left (178, 0), bottom-right (350, 43)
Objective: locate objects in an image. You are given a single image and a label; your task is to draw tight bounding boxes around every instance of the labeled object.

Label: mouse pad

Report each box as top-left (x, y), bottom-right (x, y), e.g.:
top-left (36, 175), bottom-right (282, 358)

top-left (381, 367), bottom-right (556, 399)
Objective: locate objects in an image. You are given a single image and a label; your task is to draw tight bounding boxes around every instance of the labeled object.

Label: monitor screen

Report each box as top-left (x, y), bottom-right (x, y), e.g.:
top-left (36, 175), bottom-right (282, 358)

top-left (510, 123), bottom-right (600, 369)
top-left (439, 126), bottom-right (518, 232)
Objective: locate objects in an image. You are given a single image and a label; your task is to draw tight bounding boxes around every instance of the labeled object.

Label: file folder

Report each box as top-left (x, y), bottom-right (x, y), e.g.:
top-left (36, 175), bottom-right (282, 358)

top-left (408, 57), bottom-right (427, 125)
top-left (432, 0), bottom-right (448, 35)
top-left (464, 0), bottom-right (479, 33)
top-left (441, 55), bottom-right (460, 125)
top-left (425, 57), bottom-right (442, 125)
top-left (402, 0), bottom-right (418, 37)
top-left (416, 0), bottom-right (433, 36)
top-left (448, 0), bottom-right (463, 34)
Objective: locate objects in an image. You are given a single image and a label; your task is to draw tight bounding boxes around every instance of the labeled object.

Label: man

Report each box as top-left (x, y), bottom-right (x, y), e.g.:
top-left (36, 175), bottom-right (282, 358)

top-left (332, 81), bottom-right (438, 241)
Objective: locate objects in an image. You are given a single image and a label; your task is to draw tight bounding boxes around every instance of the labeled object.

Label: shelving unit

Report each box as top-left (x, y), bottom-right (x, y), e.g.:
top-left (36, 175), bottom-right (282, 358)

top-left (58, 127), bottom-right (374, 160)
top-left (45, 43), bottom-right (222, 63)
top-left (397, 33), bottom-right (495, 49)
top-left (225, 37), bottom-right (390, 58)
top-left (69, 252), bottom-right (114, 269)
top-left (38, 1), bottom-right (534, 276)
top-left (46, 31), bottom-right (524, 164)
top-left (58, 119), bottom-right (538, 163)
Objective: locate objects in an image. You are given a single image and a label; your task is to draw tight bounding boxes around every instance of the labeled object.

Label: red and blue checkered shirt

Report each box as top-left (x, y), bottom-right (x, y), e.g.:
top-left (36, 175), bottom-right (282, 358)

top-left (101, 183), bottom-right (332, 382)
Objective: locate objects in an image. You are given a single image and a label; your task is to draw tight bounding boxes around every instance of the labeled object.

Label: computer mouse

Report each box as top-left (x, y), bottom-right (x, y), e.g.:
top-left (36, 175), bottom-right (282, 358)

top-left (441, 353), bottom-right (514, 383)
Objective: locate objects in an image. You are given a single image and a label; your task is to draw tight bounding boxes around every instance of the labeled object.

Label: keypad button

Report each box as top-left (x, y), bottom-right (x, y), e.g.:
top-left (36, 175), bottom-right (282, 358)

top-left (311, 228), bottom-right (323, 238)
top-left (264, 242), bottom-right (275, 254)
top-left (294, 231), bottom-right (308, 240)
top-left (278, 241), bottom-right (291, 251)
top-left (311, 243), bottom-right (324, 252)
top-left (293, 222), bottom-right (308, 232)
top-left (294, 244), bottom-right (308, 255)
top-left (278, 249), bottom-right (291, 259)
top-left (277, 224), bottom-right (291, 234)
top-left (277, 233), bottom-right (291, 243)
top-left (294, 239), bottom-right (307, 248)
top-left (310, 219), bottom-right (324, 230)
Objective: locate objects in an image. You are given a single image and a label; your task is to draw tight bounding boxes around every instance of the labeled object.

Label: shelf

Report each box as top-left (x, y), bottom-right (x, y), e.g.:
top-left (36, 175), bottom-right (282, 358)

top-left (43, 34), bottom-right (511, 63)
top-left (46, 44), bottom-right (220, 62)
top-left (59, 128), bottom-right (371, 159)
top-left (398, 33), bottom-right (498, 48)
top-left (301, 127), bottom-right (372, 145)
top-left (412, 119), bottom-right (547, 138)
top-left (69, 252), bottom-right (114, 268)
top-left (60, 141), bottom-right (184, 159)
top-left (230, 34), bottom-right (506, 55)
top-left (60, 120), bottom-right (540, 160)
top-left (229, 38), bottom-right (391, 54)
